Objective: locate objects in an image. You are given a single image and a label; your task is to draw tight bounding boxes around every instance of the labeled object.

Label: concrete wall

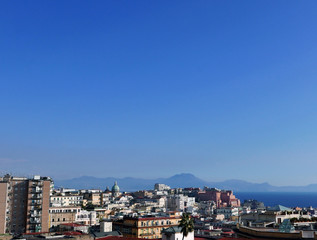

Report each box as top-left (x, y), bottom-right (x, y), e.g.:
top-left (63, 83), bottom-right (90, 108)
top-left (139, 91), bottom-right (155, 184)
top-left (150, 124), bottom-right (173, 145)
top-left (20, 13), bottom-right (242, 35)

top-left (100, 221), bottom-right (112, 232)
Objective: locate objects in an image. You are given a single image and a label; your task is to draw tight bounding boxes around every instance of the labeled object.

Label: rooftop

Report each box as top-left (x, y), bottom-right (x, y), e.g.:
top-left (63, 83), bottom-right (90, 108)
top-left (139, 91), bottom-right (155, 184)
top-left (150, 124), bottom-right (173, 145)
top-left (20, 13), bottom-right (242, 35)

top-left (267, 205), bottom-right (292, 212)
top-left (161, 226), bottom-right (183, 233)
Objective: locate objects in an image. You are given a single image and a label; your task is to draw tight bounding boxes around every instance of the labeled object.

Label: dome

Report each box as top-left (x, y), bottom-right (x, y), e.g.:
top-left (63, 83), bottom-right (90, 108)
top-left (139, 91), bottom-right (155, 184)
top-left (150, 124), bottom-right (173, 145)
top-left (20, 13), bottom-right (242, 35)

top-left (112, 181), bottom-right (120, 193)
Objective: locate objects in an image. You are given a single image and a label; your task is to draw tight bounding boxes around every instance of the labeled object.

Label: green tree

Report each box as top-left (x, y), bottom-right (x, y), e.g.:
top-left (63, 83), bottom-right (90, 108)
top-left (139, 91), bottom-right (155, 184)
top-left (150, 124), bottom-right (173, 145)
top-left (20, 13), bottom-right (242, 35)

top-left (178, 213), bottom-right (194, 240)
top-left (83, 202), bottom-right (95, 210)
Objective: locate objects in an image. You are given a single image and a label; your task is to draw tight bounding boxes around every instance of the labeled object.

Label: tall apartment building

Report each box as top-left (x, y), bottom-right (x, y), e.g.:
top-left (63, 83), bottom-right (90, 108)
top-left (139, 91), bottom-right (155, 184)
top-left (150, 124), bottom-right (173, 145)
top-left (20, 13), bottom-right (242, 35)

top-left (0, 174), bottom-right (52, 234)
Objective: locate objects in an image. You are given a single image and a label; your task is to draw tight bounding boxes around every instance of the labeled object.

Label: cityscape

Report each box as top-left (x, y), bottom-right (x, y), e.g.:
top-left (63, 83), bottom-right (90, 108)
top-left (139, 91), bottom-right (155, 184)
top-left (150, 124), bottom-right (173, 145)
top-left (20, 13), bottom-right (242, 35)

top-left (1, 174), bottom-right (317, 240)
top-left (2, 1), bottom-right (317, 240)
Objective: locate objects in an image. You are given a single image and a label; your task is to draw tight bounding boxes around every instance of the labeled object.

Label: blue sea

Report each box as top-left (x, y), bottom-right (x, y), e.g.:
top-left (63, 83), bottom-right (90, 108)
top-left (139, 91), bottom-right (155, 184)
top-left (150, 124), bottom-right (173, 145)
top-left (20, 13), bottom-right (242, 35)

top-left (235, 192), bottom-right (317, 208)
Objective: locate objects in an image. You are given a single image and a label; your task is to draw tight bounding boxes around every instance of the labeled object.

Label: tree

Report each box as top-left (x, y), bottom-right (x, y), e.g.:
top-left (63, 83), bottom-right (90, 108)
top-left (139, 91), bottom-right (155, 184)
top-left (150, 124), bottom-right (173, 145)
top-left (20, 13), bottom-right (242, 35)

top-left (178, 213), bottom-right (194, 240)
top-left (82, 202), bottom-right (95, 210)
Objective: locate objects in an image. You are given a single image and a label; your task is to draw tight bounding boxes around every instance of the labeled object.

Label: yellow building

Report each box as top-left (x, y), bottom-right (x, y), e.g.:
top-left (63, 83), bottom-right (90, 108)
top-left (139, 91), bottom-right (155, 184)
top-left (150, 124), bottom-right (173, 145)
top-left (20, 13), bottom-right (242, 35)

top-left (49, 206), bottom-right (81, 229)
top-left (113, 212), bottom-right (182, 239)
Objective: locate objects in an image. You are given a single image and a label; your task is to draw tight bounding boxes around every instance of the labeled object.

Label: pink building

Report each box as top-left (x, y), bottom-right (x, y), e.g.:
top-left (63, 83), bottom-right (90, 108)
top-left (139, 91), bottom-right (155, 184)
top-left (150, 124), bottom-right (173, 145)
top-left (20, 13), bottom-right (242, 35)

top-left (196, 188), bottom-right (240, 208)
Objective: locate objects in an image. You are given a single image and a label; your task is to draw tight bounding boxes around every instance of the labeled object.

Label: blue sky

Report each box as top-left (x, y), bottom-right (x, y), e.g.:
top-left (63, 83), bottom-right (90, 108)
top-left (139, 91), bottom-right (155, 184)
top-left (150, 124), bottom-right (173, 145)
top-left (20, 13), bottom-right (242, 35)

top-left (1, 1), bottom-right (317, 186)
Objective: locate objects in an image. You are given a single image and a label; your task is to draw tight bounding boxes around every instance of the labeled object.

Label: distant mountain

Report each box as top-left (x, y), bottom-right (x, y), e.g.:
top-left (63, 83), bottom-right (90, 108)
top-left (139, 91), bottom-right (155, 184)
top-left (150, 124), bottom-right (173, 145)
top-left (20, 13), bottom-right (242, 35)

top-left (53, 173), bottom-right (206, 192)
top-left (54, 173), bottom-right (317, 192)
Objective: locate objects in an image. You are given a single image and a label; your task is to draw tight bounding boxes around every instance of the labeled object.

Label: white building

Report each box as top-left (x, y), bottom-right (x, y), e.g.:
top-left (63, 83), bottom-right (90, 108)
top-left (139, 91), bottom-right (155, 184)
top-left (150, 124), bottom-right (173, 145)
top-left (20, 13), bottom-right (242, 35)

top-left (166, 194), bottom-right (195, 212)
top-left (100, 220), bottom-right (112, 232)
top-left (154, 183), bottom-right (171, 191)
top-left (198, 201), bottom-right (216, 215)
top-left (75, 210), bottom-right (97, 226)
top-left (101, 192), bottom-right (112, 205)
top-left (50, 194), bottom-right (83, 207)
top-left (215, 207), bottom-right (239, 219)
top-left (162, 226), bottom-right (194, 240)
top-left (156, 197), bottom-right (166, 208)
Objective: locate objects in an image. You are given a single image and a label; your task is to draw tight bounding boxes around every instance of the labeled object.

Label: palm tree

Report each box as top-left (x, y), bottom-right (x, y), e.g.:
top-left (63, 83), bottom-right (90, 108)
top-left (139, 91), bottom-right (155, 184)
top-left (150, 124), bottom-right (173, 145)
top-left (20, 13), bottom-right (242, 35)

top-left (178, 213), bottom-right (194, 240)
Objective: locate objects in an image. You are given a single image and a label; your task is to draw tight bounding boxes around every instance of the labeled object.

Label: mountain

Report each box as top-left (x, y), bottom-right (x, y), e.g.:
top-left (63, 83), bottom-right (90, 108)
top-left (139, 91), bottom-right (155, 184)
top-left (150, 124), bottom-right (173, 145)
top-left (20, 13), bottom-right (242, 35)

top-left (160, 173), bottom-right (208, 188)
top-left (54, 173), bottom-right (317, 192)
top-left (53, 173), bottom-right (206, 192)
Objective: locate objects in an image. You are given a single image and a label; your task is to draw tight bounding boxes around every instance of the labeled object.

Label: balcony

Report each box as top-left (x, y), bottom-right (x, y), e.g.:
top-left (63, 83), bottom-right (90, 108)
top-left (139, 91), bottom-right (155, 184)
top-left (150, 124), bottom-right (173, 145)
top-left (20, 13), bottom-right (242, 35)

top-left (31, 194), bottom-right (42, 199)
top-left (140, 233), bottom-right (154, 236)
top-left (31, 182), bottom-right (43, 187)
top-left (31, 189), bottom-right (42, 194)
top-left (28, 226), bottom-right (36, 231)
top-left (29, 219), bottom-right (41, 224)
top-left (30, 212), bottom-right (41, 218)
top-left (29, 205), bottom-right (42, 211)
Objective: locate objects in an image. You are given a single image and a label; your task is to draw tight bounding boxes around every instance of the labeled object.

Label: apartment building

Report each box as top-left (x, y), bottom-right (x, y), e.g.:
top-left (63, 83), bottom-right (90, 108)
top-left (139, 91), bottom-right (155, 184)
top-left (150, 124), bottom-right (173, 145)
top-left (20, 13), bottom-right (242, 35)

top-left (49, 206), bottom-right (81, 229)
top-left (113, 212), bottom-right (182, 239)
top-left (215, 207), bottom-right (239, 219)
top-left (83, 192), bottom-right (101, 206)
top-left (50, 194), bottom-right (83, 207)
top-left (196, 188), bottom-right (240, 208)
top-left (154, 184), bottom-right (170, 191)
top-left (166, 194), bottom-right (195, 212)
top-left (0, 175), bottom-right (52, 234)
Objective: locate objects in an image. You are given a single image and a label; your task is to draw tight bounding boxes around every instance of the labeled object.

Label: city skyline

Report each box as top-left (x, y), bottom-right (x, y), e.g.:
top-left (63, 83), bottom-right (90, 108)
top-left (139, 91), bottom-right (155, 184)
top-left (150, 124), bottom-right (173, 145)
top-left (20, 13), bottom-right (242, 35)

top-left (2, 1), bottom-right (317, 186)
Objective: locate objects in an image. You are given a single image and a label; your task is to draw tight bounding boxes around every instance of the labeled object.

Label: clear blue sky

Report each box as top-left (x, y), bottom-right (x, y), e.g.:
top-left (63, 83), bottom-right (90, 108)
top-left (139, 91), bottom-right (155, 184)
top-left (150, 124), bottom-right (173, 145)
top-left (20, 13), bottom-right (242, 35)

top-left (1, 1), bottom-right (317, 186)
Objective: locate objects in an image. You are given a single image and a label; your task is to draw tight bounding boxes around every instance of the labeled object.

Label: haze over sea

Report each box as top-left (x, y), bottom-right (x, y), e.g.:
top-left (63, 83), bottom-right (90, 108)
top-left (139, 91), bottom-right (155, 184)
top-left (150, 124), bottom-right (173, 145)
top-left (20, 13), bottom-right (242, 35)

top-left (235, 192), bottom-right (317, 208)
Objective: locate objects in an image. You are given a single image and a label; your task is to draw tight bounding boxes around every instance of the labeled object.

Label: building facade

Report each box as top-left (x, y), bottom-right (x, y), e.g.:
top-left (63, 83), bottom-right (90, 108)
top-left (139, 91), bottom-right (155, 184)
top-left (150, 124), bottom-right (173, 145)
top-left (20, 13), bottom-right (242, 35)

top-left (50, 194), bottom-right (83, 207)
top-left (215, 207), bottom-right (239, 219)
top-left (49, 206), bottom-right (81, 229)
top-left (196, 188), bottom-right (240, 208)
top-left (113, 212), bottom-right (182, 239)
top-left (0, 175), bottom-right (52, 234)
top-left (162, 226), bottom-right (194, 240)
top-left (166, 195), bottom-right (195, 212)
top-left (154, 184), bottom-right (170, 191)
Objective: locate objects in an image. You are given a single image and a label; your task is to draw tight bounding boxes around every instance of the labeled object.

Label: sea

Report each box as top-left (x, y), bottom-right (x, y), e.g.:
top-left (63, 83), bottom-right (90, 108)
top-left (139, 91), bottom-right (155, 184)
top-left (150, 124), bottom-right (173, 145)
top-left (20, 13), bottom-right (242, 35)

top-left (235, 192), bottom-right (317, 208)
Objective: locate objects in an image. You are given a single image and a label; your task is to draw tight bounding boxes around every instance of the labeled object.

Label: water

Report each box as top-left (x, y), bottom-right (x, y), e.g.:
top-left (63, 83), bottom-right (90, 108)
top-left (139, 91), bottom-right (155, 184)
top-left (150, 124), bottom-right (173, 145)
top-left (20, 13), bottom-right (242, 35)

top-left (235, 192), bottom-right (317, 208)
